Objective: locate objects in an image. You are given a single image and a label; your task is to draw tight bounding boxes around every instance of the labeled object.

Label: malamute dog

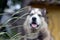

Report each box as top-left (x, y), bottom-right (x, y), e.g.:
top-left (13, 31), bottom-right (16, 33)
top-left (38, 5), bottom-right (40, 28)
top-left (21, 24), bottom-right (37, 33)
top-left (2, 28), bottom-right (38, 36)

top-left (23, 7), bottom-right (52, 40)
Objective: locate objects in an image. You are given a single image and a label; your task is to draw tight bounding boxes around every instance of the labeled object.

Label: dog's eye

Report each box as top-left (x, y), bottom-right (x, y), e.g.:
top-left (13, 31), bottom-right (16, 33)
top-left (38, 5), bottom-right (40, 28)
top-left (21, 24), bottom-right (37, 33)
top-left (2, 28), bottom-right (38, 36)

top-left (30, 14), bottom-right (34, 16)
top-left (38, 14), bottom-right (42, 17)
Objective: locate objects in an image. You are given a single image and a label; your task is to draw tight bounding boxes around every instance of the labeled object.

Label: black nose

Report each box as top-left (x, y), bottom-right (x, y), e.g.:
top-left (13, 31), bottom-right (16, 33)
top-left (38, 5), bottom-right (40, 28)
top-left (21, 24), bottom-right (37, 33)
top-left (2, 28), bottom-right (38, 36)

top-left (32, 17), bottom-right (36, 22)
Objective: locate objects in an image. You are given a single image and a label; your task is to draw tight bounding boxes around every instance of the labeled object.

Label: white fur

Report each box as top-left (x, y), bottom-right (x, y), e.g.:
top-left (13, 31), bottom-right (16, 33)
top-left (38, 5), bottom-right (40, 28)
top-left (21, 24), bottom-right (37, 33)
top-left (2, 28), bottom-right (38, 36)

top-left (23, 8), bottom-right (53, 40)
top-left (29, 8), bottom-right (42, 25)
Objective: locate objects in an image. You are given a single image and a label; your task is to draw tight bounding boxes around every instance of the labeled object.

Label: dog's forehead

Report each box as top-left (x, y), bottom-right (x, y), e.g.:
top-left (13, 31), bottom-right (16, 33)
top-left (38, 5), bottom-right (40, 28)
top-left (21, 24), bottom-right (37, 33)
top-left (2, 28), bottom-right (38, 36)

top-left (30, 8), bottom-right (42, 15)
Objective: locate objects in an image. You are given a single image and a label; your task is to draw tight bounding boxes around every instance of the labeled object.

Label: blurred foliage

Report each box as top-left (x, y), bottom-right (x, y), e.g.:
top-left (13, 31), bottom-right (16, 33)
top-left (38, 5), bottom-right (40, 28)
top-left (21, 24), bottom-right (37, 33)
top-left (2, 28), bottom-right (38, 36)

top-left (13, 0), bottom-right (22, 3)
top-left (0, 0), bottom-right (22, 13)
top-left (0, 6), bottom-right (29, 40)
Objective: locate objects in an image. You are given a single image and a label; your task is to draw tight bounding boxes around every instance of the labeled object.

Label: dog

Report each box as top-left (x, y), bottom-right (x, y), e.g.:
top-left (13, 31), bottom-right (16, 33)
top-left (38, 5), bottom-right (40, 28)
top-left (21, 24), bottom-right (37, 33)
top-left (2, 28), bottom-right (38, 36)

top-left (23, 7), bottom-right (52, 40)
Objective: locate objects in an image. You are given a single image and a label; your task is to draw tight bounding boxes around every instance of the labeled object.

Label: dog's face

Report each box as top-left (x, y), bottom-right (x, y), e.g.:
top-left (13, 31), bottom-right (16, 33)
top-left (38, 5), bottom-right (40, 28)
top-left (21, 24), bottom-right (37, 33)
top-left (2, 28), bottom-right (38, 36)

top-left (27, 8), bottom-right (43, 29)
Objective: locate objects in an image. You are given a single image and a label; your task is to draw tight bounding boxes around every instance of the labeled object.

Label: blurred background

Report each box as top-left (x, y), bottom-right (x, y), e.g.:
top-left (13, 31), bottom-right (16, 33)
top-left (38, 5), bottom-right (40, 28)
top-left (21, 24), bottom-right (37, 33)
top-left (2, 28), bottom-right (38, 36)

top-left (0, 0), bottom-right (60, 40)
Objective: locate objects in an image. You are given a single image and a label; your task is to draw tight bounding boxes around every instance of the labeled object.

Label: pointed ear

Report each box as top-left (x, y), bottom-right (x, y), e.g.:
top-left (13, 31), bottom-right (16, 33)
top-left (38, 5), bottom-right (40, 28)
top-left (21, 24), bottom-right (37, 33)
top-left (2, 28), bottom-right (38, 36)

top-left (28, 6), bottom-right (32, 10)
top-left (41, 8), bottom-right (46, 16)
top-left (26, 6), bottom-right (32, 15)
top-left (28, 6), bottom-right (32, 13)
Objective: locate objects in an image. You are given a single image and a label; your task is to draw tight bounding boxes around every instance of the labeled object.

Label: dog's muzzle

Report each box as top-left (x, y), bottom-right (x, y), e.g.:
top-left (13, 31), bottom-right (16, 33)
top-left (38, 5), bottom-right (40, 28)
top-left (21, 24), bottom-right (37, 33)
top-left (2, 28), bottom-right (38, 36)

top-left (30, 17), bottom-right (39, 28)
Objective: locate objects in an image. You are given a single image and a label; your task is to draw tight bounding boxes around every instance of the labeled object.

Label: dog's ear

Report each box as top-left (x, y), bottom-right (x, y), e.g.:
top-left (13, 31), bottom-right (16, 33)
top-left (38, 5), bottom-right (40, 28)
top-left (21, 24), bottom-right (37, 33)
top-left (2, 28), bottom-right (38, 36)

top-left (41, 8), bottom-right (46, 17)
top-left (28, 6), bottom-right (32, 13)
top-left (24, 6), bottom-right (32, 16)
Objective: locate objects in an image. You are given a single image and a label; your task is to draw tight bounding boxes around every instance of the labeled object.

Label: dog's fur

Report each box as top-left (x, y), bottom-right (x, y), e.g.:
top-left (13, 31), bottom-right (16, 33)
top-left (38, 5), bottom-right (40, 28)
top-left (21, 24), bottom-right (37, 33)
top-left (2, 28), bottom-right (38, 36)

top-left (23, 7), bottom-right (52, 40)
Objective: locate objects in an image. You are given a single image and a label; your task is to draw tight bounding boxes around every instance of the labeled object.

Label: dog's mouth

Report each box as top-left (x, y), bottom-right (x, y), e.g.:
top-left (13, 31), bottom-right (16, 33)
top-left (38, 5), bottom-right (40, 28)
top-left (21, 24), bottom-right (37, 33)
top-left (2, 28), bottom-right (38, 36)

top-left (30, 23), bottom-right (39, 28)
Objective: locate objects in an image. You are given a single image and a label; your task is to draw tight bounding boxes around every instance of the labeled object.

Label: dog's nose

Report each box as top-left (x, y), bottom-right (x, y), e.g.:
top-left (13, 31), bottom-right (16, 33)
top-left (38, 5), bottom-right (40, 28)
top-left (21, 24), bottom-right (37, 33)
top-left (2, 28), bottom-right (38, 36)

top-left (32, 17), bottom-right (36, 22)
